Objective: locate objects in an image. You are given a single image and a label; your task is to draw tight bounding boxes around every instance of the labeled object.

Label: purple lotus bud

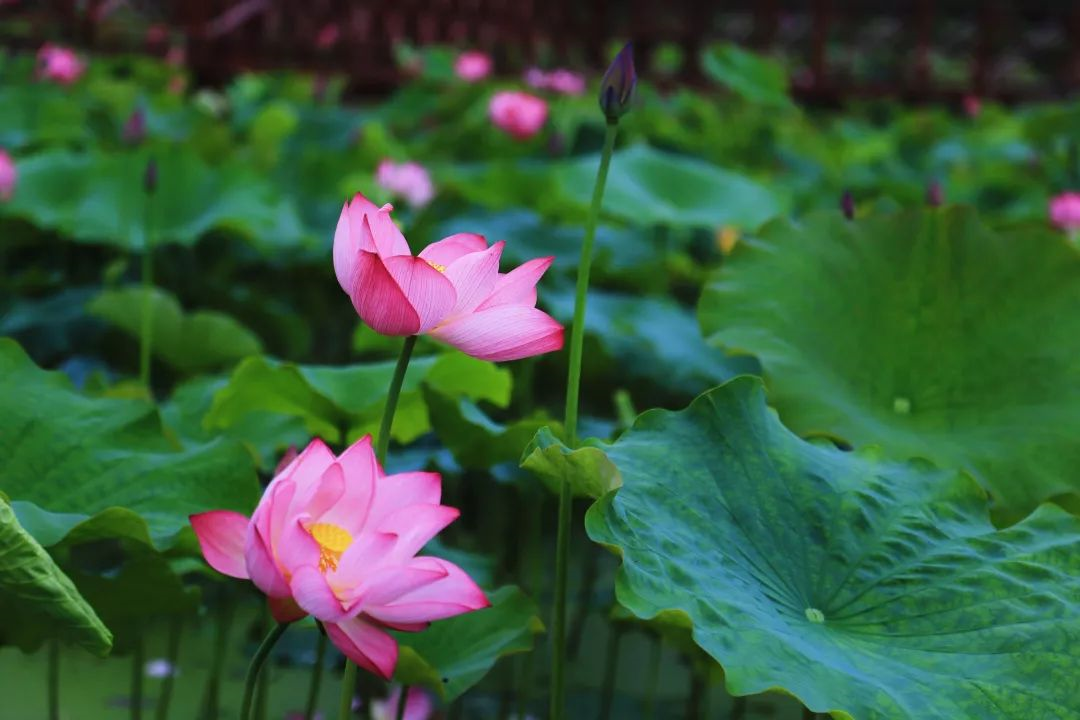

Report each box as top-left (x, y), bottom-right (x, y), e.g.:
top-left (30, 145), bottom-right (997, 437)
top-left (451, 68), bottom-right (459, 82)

top-left (123, 107), bottom-right (146, 146)
top-left (840, 189), bottom-right (854, 220)
top-left (144, 157), bottom-right (157, 194)
top-left (599, 43), bottom-right (636, 123)
top-left (926, 180), bottom-right (943, 207)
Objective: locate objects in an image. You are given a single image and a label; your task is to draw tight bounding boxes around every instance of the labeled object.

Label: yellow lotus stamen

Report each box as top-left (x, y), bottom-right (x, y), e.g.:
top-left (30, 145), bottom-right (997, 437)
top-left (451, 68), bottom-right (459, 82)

top-left (426, 260), bottom-right (447, 273)
top-left (309, 522), bottom-right (353, 573)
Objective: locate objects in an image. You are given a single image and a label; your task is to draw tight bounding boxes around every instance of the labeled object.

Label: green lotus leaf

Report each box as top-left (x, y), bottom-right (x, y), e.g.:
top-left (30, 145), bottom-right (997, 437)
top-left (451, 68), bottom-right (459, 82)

top-left (555, 144), bottom-right (781, 229)
top-left (0, 147), bottom-right (306, 251)
top-left (701, 43), bottom-right (794, 109)
top-left (700, 206), bottom-right (1080, 522)
top-left (0, 500), bottom-right (112, 656)
top-left (586, 376), bottom-right (1080, 719)
top-left (205, 352), bottom-right (511, 446)
top-left (424, 387), bottom-right (555, 470)
top-left (0, 339), bottom-right (259, 550)
top-left (88, 286), bottom-right (263, 374)
top-left (520, 426), bottom-right (621, 499)
top-left (393, 586), bottom-right (543, 701)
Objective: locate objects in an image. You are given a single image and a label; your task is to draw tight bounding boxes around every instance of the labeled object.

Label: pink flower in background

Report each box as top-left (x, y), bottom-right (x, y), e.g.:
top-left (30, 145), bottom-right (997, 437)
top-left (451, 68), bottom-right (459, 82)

top-left (454, 51), bottom-right (491, 82)
top-left (489, 91), bottom-right (548, 141)
top-left (191, 437), bottom-right (488, 680)
top-left (547, 69), bottom-right (586, 96)
top-left (524, 67), bottom-right (548, 89)
top-left (334, 194), bottom-right (563, 361)
top-left (37, 44), bottom-right (85, 85)
top-left (376, 160), bottom-right (435, 208)
top-left (145, 24), bottom-right (169, 46)
top-left (371, 686), bottom-right (434, 720)
top-left (316, 23), bottom-right (340, 50)
top-left (962, 94), bottom-right (981, 118)
top-left (1049, 192), bottom-right (1080, 233)
top-left (165, 45), bottom-right (186, 68)
top-left (0, 149), bottom-right (16, 202)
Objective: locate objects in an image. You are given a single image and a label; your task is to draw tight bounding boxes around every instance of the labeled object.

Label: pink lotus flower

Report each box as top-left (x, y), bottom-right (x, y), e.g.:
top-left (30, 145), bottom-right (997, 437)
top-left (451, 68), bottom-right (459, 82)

top-left (454, 51), bottom-right (492, 82)
top-left (489, 91), bottom-right (548, 141)
top-left (962, 94), bottom-right (981, 118)
top-left (316, 23), bottom-right (340, 50)
top-left (376, 160), bottom-right (435, 209)
top-left (547, 69), bottom-right (586, 96)
top-left (190, 436), bottom-right (488, 679)
top-left (1050, 192), bottom-right (1080, 233)
top-left (37, 44), bottom-right (85, 85)
top-left (371, 686), bottom-right (434, 720)
top-left (0, 149), bottom-right (15, 202)
top-left (524, 67), bottom-right (549, 90)
top-left (334, 194), bottom-right (563, 361)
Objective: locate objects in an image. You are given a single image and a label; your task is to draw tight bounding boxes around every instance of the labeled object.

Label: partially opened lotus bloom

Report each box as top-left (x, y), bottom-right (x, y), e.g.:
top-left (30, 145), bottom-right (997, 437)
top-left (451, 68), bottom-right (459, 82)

top-left (190, 436), bottom-right (488, 679)
top-left (37, 43), bottom-right (85, 85)
top-left (489, 90), bottom-right (549, 140)
top-left (0, 149), bottom-right (16, 201)
top-left (334, 193), bottom-right (563, 361)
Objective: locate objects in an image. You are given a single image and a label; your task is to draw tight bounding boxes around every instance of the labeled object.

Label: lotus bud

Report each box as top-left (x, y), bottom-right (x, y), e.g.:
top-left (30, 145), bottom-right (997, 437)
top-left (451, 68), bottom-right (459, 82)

top-left (841, 190), bottom-right (854, 220)
top-left (599, 43), bottom-right (636, 123)
top-left (926, 180), bottom-right (943, 207)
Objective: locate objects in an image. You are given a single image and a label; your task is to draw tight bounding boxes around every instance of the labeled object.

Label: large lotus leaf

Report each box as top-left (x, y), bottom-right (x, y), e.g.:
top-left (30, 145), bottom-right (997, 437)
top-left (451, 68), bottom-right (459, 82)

top-left (393, 586), bottom-right (543, 701)
top-left (88, 286), bottom-right (263, 374)
top-left (205, 353), bottom-right (511, 445)
top-left (0, 147), bottom-right (305, 251)
top-left (0, 500), bottom-right (112, 656)
top-left (555, 144), bottom-right (781, 229)
top-left (545, 286), bottom-right (757, 397)
top-left (0, 339), bottom-right (259, 550)
top-left (700, 43), bottom-right (794, 110)
top-left (700, 207), bottom-right (1080, 522)
top-left (586, 377), bottom-right (1080, 719)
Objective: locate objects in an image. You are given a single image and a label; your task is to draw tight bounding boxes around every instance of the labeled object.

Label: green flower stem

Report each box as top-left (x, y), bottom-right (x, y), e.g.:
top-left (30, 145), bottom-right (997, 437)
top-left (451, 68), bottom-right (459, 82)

top-left (155, 616), bottom-right (183, 720)
top-left (48, 637), bottom-right (60, 720)
top-left (598, 624), bottom-right (623, 720)
top-left (132, 630), bottom-right (145, 720)
top-left (395, 685), bottom-right (409, 720)
top-left (138, 192), bottom-right (155, 389)
top-left (339, 334), bottom-right (419, 720)
top-left (304, 629), bottom-right (328, 720)
top-left (240, 622), bottom-right (289, 720)
top-left (642, 633), bottom-right (661, 720)
top-left (200, 594), bottom-right (234, 719)
top-left (552, 119), bottom-right (619, 720)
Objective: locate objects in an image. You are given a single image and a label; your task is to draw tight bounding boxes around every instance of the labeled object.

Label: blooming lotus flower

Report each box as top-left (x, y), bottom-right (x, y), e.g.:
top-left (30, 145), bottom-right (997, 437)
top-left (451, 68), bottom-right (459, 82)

top-left (454, 51), bottom-right (492, 82)
top-left (334, 194), bottom-right (563, 361)
top-left (37, 44), bottom-right (85, 85)
top-left (1049, 192), bottom-right (1080, 233)
top-left (524, 67), bottom-right (548, 90)
top-left (190, 436), bottom-right (488, 679)
top-left (489, 91), bottom-right (548, 141)
top-left (316, 23), bottom-right (340, 50)
top-left (376, 160), bottom-right (435, 209)
top-left (0, 149), bottom-right (15, 202)
top-left (371, 686), bottom-right (434, 720)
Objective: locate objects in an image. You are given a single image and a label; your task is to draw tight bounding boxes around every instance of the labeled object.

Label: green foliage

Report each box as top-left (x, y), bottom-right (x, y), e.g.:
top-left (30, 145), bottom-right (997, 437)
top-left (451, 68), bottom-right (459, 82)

top-left (520, 426), bottom-right (621, 498)
top-left (555, 144), bottom-right (782, 229)
top-left (586, 377), bottom-right (1080, 719)
top-left (88, 286), bottom-right (263, 373)
top-left (701, 43), bottom-right (793, 109)
top-left (0, 339), bottom-right (259, 550)
top-left (700, 207), bottom-right (1080, 522)
top-left (0, 499), bottom-right (113, 656)
top-left (394, 586), bottom-right (544, 701)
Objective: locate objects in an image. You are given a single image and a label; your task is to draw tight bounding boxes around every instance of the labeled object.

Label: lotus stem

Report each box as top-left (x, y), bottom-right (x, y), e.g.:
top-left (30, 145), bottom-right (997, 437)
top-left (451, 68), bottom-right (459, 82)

top-left (552, 119), bottom-right (619, 720)
top-left (240, 622), bottom-right (288, 720)
top-left (643, 633), bottom-right (661, 720)
top-left (394, 686), bottom-right (409, 720)
top-left (598, 624), bottom-right (623, 720)
top-left (340, 334), bottom-right (418, 719)
top-left (48, 637), bottom-right (60, 720)
top-left (304, 629), bottom-right (328, 720)
top-left (138, 185), bottom-right (155, 389)
top-left (155, 616), bottom-right (183, 720)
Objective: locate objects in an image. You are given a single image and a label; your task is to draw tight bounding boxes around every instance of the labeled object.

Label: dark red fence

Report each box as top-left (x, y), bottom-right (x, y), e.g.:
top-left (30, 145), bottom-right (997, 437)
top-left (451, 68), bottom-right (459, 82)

top-left (3, 1), bottom-right (1079, 102)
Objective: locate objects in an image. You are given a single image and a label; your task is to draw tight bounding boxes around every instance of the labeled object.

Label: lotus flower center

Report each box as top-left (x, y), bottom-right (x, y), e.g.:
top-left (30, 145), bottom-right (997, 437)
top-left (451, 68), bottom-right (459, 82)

top-left (426, 260), bottom-right (447, 273)
top-left (310, 522), bottom-right (352, 573)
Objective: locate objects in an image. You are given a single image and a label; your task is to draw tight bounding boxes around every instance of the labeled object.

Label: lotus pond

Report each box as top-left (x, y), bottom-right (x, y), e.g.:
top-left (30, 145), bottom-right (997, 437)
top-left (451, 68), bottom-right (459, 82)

top-left (1, 39), bottom-right (1079, 720)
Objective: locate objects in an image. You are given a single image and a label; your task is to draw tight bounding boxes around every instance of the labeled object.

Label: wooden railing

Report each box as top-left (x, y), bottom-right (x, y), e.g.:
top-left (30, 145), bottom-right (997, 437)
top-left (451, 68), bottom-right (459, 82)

top-left (2, 0), bottom-right (1079, 102)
